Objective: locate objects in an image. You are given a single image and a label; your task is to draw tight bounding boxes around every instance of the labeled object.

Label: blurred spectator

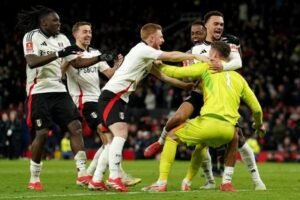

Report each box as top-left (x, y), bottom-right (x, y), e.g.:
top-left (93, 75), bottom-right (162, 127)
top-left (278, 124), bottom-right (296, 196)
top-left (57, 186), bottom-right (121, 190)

top-left (61, 132), bottom-right (73, 159)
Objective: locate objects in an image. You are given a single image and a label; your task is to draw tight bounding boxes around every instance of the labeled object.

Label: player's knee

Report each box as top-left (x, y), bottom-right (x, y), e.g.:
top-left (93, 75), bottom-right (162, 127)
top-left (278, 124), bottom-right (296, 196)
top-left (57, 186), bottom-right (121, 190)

top-left (238, 131), bottom-right (246, 148)
top-left (68, 120), bottom-right (83, 136)
top-left (35, 129), bottom-right (49, 141)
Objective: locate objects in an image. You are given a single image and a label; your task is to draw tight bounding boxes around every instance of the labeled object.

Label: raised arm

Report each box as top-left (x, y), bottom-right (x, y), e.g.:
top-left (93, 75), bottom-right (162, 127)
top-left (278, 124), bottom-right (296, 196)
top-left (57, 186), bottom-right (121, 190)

top-left (158, 62), bottom-right (210, 80)
top-left (150, 66), bottom-right (194, 90)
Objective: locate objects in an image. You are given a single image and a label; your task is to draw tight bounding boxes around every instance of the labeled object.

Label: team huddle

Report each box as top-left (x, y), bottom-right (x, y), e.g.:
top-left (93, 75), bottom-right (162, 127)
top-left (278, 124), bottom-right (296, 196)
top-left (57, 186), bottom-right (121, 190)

top-left (18, 5), bottom-right (266, 192)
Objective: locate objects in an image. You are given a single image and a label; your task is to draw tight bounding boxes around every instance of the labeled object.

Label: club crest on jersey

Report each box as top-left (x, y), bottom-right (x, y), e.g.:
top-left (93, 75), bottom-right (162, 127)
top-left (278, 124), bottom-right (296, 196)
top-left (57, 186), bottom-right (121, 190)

top-left (36, 119), bottom-right (42, 127)
top-left (119, 112), bottom-right (125, 120)
top-left (58, 42), bottom-right (64, 47)
top-left (90, 112), bottom-right (97, 119)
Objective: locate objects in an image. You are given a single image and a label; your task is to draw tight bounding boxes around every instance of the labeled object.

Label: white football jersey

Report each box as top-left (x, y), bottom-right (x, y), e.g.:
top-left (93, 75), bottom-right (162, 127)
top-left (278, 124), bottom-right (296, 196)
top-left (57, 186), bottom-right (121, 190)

top-left (102, 42), bottom-right (163, 103)
top-left (66, 48), bottom-right (110, 106)
top-left (191, 39), bottom-right (242, 93)
top-left (23, 29), bottom-right (76, 95)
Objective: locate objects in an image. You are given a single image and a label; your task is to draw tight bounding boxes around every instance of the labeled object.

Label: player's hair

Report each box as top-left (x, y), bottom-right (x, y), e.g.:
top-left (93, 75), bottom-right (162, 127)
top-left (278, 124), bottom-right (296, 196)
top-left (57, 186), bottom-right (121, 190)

top-left (191, 20), bottom-right (205, 27)
top-left (16, 5), bottom-right (56, 33)
top-left (211, 41), bottom-right (230, 58)
top-left (140, 23), bottom-right (162, 41)
top-left (204, 10), bottom-right (224, 24)
top-left (72, 21), bottom-right (92, 33)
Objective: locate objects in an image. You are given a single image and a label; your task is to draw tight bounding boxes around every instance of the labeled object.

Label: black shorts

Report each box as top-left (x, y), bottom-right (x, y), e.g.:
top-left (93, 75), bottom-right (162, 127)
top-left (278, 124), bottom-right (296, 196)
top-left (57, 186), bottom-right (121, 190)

top-left (99, 90), bottom-right (127, 128)
top-left (25, 92), bottom-right (81, 131)
top-left (81, 102), bottom-right (102, 130)
top-left (183, 91), bottom-right (203, 118)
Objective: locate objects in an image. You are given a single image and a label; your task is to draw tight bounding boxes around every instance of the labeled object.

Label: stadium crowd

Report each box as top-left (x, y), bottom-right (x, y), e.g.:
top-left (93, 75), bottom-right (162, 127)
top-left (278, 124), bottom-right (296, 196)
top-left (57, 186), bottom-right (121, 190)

top-left (0, 0), bottom-right (299, 162)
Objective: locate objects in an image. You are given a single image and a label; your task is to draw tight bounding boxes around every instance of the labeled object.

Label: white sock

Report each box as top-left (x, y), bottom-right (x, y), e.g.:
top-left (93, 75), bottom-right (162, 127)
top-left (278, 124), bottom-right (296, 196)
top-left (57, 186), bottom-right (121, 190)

top-left (239, 143), bottom-right (262, 184)
top-left (93, 144), bottom-right (109, 182)
top-left (119, 162), bottom-right (126, 176)
top-left (74, 150), bottom-right (87, 177)
top-left (201, 150), bottom-right (215, 184)
top-left (222, 166), bottom-right (234, 184)
top-left (87, 145), bottom-right (104, 176)
top-left (157, 179), bottom-right (167, 185)
top-left (109, 136), bottom-right (126, 179)
top-left (158, 127), bottom-right (168, 144)
top-left (30, 160), bottom-right (42, 183)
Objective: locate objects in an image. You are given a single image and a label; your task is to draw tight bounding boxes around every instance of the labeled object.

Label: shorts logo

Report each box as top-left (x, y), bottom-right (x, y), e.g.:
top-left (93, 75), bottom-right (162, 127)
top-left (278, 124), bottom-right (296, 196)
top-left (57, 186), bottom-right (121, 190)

top-left (184, 96), bottom-right (191, 101)
top-left (26, 42), bottom-right (33, 52)
top-left (119, 112), bottom-right (124, 120)
top-left (90, 112), bottom-right (97, 119)
top-left (36, 119), bottom-right (42, 127)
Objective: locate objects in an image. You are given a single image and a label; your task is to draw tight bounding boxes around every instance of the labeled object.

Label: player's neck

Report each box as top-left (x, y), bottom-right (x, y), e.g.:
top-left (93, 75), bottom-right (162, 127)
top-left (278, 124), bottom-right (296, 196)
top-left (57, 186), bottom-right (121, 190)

top-left (76, 43), bottom-right (88, 51)
top-left (206, 35), bottom-right (214, 43)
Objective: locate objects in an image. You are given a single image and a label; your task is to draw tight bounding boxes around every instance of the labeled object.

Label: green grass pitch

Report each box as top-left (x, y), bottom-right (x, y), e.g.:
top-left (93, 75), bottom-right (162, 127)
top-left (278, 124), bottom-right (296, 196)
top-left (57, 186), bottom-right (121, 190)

top-left (0, 159), bottom-right (299, 200)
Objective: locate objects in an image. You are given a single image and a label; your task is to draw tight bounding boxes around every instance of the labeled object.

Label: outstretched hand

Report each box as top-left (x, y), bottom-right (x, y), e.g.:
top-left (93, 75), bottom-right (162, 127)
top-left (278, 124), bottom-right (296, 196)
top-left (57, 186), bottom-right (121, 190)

top-left (57, 45), bottom-right (83, 58)
top-left (252, 123), bottom-right (266, 137)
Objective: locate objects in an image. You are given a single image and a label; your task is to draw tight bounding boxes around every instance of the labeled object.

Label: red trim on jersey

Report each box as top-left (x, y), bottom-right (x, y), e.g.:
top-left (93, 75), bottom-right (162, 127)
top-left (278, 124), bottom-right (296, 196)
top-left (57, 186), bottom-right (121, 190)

top-left (102, 83), bottom-right (132, 126)
top-left (78, 87), bottom-right (84, 116)
top-left (99, 124), bottom-right (109, 132)
top-left (26, 78), bottom-right (37, 129)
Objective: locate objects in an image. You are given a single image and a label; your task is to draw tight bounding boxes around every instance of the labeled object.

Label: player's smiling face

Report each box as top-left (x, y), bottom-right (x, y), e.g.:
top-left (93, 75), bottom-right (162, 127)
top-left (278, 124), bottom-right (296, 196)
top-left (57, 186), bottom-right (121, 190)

top-left (206, 16), bottom-right (224, 41)
top-left (151, 30), bottom-right (164, 50)
top-left (75, 25), bottom-right (92, 48)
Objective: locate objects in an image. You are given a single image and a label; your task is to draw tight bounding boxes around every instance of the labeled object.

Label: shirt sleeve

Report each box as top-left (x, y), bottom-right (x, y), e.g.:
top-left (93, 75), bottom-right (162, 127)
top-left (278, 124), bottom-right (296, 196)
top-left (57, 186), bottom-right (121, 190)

top-left (23, 32), bottom-right (39, 56)
top-left (241, 79), bottom-right (263, 125)
top-left (140, 44), bottom-right (163, 60)
top-left (159, 62), bottom-right (210, 80)
top-left (222, 44), bottom-right (242, 71)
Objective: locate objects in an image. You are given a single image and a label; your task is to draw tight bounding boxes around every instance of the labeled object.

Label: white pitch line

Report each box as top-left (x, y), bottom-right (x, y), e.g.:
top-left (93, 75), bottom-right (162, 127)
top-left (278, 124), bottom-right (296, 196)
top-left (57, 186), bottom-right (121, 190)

top-left (0, 189), bottom-right (258, 199)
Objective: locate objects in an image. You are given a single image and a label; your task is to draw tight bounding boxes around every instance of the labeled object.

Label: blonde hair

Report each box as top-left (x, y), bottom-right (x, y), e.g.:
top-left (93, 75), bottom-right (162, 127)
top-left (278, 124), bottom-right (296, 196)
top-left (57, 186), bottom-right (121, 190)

top-left (140, 23), bottom-right (162, 40)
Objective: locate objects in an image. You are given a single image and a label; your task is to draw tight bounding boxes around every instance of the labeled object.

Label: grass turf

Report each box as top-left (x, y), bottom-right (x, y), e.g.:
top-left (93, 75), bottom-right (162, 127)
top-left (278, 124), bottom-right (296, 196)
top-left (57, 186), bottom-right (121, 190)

top-left (0, 159), bottom-right (299, 200)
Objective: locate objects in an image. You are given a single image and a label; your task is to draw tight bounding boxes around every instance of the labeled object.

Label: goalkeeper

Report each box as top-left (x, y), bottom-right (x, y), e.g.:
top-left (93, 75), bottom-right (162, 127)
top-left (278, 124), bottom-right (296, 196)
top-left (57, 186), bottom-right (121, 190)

top-left (142, 41), bottom-right (265, 192)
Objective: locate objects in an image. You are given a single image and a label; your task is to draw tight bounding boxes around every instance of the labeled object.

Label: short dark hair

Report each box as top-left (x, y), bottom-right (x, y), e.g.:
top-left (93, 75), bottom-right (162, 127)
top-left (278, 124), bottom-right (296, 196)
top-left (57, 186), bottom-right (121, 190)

top-left (204, 10), bottom-right (224, 24)
top-left (72, 21), bottom-right (92, 33)
top-left (191, 20), bottom-right (205, 27)
top-left (211, 41), bottom-right (230, 58)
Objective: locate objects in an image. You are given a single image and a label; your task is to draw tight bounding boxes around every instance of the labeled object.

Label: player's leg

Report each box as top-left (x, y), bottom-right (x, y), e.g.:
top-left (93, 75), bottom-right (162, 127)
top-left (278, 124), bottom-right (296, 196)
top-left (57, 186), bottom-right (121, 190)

top-left (67, 120), bottom-right (89, 185)
top-left (238, 128), bottom-right (266, 190)
top-left (182, 144), bottom-right (208, 191)
top-left (199, 149), bottom-right (216, 189)
top-left (86, 145), bottom-right (104, 177)
top-left (142, 131), bottom-right (180, 192)
top-left (220, 130), bottom-right (238, 192)
top-left (106, 122), bottom-right (128, 192)
top-left (144, 101), bottom-right (194, 157)
top-left (54, 93), bottom-right (88, 186)
top-left (99, 91), bottom-right (129, 192)
top-left (28, 128), bottom-right (49, 190)
top-left (218, 145), bottom-right (226, 175)
top-left (27, 94), bottom-right (53, 190)
top-left (209, 147), bottom-right (220, 176)
top-left (88, 126), bottom-right (110, 191)
top-left (179, 116), bottom-right (235, 191)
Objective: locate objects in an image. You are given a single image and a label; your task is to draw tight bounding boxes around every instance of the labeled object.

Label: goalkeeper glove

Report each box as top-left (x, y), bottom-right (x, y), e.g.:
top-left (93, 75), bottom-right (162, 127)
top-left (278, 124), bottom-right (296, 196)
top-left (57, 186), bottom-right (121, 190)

top-left (97, 53), bottom-right (115, 62)
top-left (252, 122), bottom-right (266, 137)
top-left (56, 45), bottom-right (83, 58)
top-left (221, 34), bottom-right (240, 46)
